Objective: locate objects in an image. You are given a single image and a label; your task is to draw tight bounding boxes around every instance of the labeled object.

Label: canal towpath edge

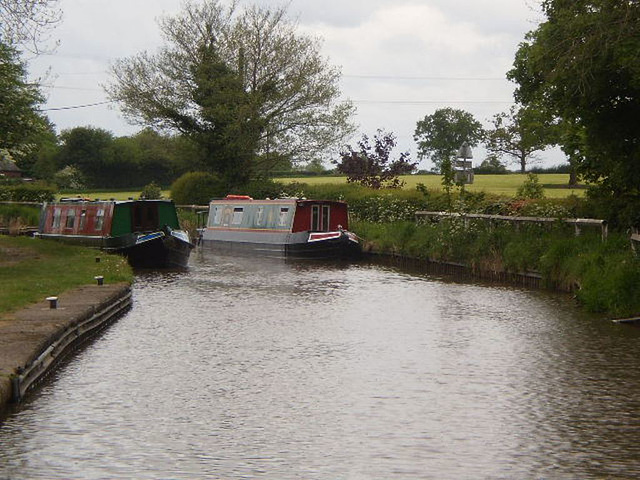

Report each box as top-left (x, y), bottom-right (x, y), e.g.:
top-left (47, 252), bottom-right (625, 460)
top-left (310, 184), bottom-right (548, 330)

top-left (0, 283), bottom-right (131, 415)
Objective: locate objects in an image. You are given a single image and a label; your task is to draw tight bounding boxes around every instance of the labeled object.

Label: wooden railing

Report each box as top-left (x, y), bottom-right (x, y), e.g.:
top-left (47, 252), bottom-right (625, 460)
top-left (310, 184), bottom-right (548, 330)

top-left (415, 211), bottom-right (609, 241)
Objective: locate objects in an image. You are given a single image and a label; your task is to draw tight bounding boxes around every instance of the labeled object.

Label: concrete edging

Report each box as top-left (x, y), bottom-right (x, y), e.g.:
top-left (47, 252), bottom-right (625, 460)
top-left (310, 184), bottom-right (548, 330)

top-left (366, 251), bottom-right (545, 290)
top-left (0, 283), bottom-right (132, 416)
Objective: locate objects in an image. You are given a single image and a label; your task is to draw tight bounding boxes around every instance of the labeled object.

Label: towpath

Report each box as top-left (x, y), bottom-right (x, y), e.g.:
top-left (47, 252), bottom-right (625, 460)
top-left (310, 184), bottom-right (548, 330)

top-left (0, 283), bottom-right (130, 415)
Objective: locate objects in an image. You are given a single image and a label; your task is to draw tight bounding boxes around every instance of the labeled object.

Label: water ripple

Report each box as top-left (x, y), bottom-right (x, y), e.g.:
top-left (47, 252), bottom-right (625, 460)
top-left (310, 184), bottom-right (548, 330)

top-left (2, 253), bottom-right (640, 479)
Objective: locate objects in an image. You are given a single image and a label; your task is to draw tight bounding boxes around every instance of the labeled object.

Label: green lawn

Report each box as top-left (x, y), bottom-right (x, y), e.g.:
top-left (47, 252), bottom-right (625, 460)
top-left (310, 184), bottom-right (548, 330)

top-left (278, 174), bottom-right (586, 198)
top-left (69, 174), bottom-right (585, 201)
top-left (0, 236), bottom-right (133, 314)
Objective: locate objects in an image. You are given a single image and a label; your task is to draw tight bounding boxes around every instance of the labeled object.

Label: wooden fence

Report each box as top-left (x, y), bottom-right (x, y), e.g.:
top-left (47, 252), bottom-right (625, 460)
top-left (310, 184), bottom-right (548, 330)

top-left (415, 211), bottom-right (609, 242)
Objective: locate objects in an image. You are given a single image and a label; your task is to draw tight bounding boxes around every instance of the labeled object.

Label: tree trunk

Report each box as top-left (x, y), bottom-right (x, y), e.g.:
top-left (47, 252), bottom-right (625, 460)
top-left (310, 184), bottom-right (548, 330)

top-left (568, 156), bottom-right (578, 186)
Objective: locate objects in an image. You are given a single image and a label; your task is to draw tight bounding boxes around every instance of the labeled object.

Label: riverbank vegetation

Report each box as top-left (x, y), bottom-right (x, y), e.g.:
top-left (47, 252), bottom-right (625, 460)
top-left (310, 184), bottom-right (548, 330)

top-left (260, 180), bottom-right (639, 318)
top-left (354, 220), bottom-right (640, 318)
top-left (0, 236), bottom-right (133, 314)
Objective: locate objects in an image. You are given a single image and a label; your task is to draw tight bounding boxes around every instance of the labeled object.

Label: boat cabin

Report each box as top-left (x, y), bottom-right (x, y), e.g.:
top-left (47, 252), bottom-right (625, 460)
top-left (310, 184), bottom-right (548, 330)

top-left (40, 199), bottom-right (182, 237)
top-left (206, 196), bottom-right (349, 233)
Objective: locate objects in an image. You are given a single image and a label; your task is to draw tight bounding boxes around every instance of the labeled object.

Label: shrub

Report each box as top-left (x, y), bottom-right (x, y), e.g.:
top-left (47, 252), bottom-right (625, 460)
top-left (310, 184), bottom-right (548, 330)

top-left (516, 173), bottom-right (545, 199)
top-left (229, 178), bottom-right (283, 199)
top-left (170, 172), bottom-right (225, 205)
top-left (53, 166), bottom-right (86, 190)
top-left (140, 181), bottom-right (163, 199)
top-left (0, 182), bottom-right (56, 202)
top-left (0, 204), bottom-right (40, 226)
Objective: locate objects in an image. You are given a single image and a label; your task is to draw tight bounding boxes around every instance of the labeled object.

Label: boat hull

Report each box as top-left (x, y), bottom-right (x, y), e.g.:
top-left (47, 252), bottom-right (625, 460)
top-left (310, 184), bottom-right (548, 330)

top-left (37, 230), bottom-right (193, 269)
top-left (113, 232), bottom-right (193, 269)
top-left (200, 230), bottom-right (361, 260)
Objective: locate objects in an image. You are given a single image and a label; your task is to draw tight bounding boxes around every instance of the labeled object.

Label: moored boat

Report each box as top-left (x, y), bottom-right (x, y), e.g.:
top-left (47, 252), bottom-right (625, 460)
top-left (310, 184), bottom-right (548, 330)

top-left (199, 195), bottom-right (362, 259)
top-left (36, 199), bottom-right (194, 268)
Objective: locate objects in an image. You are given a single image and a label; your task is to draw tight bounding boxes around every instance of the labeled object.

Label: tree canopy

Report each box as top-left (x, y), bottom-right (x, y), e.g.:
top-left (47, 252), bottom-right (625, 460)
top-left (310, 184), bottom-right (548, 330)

top-left (106, 0), bottom-right (355, 188)
top-left (508, 0), bottom-right (640, 194)
top-left (413, 108), bottom-right (484, 173)
top-left (484, 105), bottom-right (555, 173)
top-left (0, 41), bottom-right (48, 164)
top-left (0, 0), bottom-right (61, 54)
top-left (335, 130), bottom-right (416, 189)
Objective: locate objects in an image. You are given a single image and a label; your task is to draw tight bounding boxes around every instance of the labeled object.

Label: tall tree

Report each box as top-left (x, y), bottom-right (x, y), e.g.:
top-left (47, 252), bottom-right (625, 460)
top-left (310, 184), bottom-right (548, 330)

top-left (0, 41), bottom-right (48, 164)
top-left (0, 0), bottom-right (61, 54)
top-left (335, 130), bottom-right (416, 189)
top-left (106, 0), bottom-right (355, 188)
top-left (413, 108), bottom-right (484, 172)
top-left (484, 105), bottom-right (555, 173)
top-left (57, 127), bottom-right (115, 188)
top-left (508, 0), bottom-right (640, 195)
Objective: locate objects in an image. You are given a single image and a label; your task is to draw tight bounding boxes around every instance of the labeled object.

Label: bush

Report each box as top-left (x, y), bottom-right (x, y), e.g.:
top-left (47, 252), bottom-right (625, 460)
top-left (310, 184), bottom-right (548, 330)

top-left (140, 181), bottom-right (163, 199)
top-left (170, 172), bottom-right (226, 205)
top-left (53, 166), bottom-right (86, 190)
top-left (516, 173), bottom-right (545, 199)
top-left (0, 182), bottom-right (56, 202)
top-left (0, 204), bottom-right (40, 226)
top-left (229, 178), bottom-right (283, 199)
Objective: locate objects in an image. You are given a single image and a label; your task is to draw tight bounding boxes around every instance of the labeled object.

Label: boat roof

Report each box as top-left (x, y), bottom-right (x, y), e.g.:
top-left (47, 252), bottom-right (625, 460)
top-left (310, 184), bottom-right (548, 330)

top-left (209, 195), bottom-right (347, 206)
top-left (50, 198), bottom-right (175, 205)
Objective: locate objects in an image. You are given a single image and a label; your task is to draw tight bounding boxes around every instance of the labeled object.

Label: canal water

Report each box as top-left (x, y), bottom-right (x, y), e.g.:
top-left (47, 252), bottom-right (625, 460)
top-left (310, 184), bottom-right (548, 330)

top-left (2, 252), bottom-right (640, 479)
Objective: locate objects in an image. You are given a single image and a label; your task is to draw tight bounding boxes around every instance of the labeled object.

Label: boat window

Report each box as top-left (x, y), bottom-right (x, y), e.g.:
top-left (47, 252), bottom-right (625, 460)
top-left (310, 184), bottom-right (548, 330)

top-left (232, 207), bottom-right (244, 225)
top-left (78, 210), bottom-right (87, 230)
top-left (65, 209), bottom-right (76, 229)
top-left (322, 205), bottom-right (330, 232)
top-left (256, 206), bottom-right (264, 226)
top-left (52, 208), bottom-right (62, 228)
top-left (95, 209), bottom-right (105, 231)
top-left (278, 207), bottom-right (290, 227)
top-left (311, 205), bottom-right (320, 231)
top-left (212, 206), bottom-right (222, 225)
top-left (133, 203), bottom-right (159, 231)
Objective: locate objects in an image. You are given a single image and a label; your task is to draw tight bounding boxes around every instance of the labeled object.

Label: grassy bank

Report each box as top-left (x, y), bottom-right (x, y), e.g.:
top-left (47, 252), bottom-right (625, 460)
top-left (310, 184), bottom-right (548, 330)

top-left (353, 219), bottom-right (640, 318)
top-left (0, 236), bottom-right (133, 314)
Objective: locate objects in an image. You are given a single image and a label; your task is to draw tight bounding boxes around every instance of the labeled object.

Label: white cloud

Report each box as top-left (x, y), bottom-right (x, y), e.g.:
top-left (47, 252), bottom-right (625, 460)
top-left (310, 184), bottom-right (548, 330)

top-left (27, 0), bottom-right (563, 167)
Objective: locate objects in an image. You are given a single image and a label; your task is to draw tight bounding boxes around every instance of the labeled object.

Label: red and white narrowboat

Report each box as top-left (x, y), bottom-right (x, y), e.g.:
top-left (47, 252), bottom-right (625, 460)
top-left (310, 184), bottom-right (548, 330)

top-left (199, 195), bottom-right (361, 259)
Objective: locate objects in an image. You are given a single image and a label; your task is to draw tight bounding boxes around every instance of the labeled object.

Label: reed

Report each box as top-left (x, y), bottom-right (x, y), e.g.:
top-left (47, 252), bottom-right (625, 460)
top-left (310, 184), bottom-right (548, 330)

top-left (353, 219), bottom-right (640, 318)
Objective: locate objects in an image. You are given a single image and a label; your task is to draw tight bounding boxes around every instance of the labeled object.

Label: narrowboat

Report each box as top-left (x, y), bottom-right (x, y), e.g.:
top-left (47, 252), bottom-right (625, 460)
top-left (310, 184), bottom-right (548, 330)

top-left (36, 199), bottom-right (194, 268)
top-left (199, 195), bottom-right (362, 259)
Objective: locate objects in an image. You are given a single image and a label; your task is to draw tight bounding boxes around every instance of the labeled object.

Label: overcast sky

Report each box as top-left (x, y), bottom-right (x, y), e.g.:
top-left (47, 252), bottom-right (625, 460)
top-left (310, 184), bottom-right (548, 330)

top-left (30, 0), bottom-right (559, 169)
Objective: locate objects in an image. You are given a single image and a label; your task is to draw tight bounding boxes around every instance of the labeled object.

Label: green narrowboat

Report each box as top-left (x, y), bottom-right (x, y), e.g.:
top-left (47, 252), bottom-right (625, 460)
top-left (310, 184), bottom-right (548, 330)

top-left (36, 199), bottom-right (193, 268)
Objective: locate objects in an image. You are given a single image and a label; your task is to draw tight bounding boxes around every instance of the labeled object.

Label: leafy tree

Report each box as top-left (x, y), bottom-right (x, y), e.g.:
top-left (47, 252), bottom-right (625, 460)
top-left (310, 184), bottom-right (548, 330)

top-left (484, 105), bottom-right (555, 173)
top-left (0, 41), bottom-right (49, 164)
top-left (140, 182), bottom-right (163, 200)
top-left (107, 0), bottom-right (355, 188)
top-left (52, 165), bottom-right (85, 190)
top-left (508, 0), bottom-right (640, 196)
top-left (335, 130), bottom-right (416, 189)
top-left (413, 108), bottom-right (484, 172)
top-left (170, 171), bottom-right (226, 205)
top-left (474, 155), bottom-right (508, 174)
top-left (0, 0), bottom-right (61, 53)
top-left (15, 118), bottom-right (57, 178)
top-left (516, 173), bottom-right (545, 199)
top-left (57, 127), bottom-right (115, 188)
top-left (127, 129), bottom-right (190, 186)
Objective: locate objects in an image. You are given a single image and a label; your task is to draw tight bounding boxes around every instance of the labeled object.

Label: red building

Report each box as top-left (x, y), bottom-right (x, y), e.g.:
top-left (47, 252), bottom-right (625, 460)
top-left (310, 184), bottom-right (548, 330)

top-left (0, 159), bottom-right (22, 179)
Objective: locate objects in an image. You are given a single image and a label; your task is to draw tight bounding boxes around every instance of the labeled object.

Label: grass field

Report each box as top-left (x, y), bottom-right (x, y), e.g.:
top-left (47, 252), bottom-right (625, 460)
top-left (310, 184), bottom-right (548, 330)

top-left (0, 236), bottom-right (132, 314)
top-left (68, 174), bottom-right (585, 201)
top-left (278, 174), bottom-right (586, 198)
